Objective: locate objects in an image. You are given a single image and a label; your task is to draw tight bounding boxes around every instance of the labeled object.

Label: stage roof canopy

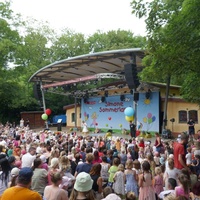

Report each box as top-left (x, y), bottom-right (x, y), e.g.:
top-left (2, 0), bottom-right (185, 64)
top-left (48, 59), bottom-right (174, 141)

top-left (29, 48), bottom-right (145, 89)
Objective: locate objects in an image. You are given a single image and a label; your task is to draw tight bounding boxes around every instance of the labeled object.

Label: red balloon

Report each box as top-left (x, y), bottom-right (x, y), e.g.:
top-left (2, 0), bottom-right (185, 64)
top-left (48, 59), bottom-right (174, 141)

top-left (95, 123), bottom-right (98, 126)
top-left (45, 108), bottom-right (52, 115)
top-left (108, 117), bottom-right (111, 120)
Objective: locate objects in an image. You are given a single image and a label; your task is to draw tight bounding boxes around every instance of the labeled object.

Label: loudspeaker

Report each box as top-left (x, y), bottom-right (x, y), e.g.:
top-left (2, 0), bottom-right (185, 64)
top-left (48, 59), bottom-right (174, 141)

top-left (145, 91), bottom-right (151, 99)
top-left (124, 63), bottom-right (140, 89)
top-left (134, 92), bottom-right (139, 101)
top-left (101, 96), bottom-right (106, 102)
top-left (84, 97), bottom-right (88, 103)
top-left (33, 83), bottom-right (42, 100)
top-left (120, 95), bottom-right (125, 101)
top-left (170, 118), bottom-right (175, 122)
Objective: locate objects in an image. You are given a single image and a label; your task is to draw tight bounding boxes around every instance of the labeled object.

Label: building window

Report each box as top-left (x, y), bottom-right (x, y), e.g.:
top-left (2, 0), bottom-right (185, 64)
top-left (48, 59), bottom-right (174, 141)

top-left (179, 110), bottom-right (187, 123)
top-left (71, 113), bottom-right (75, 122)
top-left (188, 110), bottom-right (198, 123)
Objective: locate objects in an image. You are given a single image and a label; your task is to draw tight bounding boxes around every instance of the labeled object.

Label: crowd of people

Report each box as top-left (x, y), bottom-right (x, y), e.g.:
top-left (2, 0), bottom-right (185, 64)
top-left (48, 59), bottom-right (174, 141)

top-left (0, 122), bottom-right (200, 200)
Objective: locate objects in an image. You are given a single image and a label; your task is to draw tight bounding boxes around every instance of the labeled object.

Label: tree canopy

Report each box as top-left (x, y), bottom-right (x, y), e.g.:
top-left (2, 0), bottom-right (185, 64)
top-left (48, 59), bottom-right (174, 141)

top-left (0, 1), bottom-right (146, 123)
top-left (131, 0), bottom-right (200, 103)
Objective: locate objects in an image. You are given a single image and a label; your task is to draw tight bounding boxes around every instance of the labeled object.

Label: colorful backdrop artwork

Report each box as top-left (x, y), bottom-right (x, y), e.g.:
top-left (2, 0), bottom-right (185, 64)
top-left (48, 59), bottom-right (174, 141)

top-left (81, 92), bottom-right (159, 132)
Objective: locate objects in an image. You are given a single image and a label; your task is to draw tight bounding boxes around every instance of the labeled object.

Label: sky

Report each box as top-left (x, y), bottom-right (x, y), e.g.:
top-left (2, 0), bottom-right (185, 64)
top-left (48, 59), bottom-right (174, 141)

top-left (10, 0), bottom-right (147, 36)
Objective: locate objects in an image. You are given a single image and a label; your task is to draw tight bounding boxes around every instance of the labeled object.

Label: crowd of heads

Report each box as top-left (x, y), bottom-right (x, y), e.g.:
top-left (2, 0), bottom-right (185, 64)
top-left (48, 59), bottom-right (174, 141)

top-left (0, 122), bottom-right (200, 200)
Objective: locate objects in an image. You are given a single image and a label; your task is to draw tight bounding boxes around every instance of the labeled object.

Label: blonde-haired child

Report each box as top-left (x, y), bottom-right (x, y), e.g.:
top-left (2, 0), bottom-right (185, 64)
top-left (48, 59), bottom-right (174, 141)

top-left (153, 166), bottom-right (164, 198)
top-left (113, 164), bottom-right (125, 198)
top-left (126, 191), bottom-right (136, 200)
top-left (125, 160), bottom-right (138, 197)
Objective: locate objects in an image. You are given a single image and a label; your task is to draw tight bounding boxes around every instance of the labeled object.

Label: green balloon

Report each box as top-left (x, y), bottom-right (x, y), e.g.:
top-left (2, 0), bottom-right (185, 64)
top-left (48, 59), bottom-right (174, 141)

top-left (148, 118), bottom-right (152, 124)
top-left (41, 113), bottom-right (48, 120)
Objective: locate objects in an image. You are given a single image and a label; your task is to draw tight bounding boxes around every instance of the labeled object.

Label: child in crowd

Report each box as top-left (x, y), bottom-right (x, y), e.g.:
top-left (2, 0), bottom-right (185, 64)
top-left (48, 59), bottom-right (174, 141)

top-left (108, 157), bottom-right (120, 187)
top-left (186, 147), bottom-right (192, 166)
top-left (126, 191), bottom-right (136, 200)
top-left (138, 147), bottom-right (145, 163)
top-left (125, 160), bottom-right (138, 197)
top-left (146, 153), bottom-right (156, 176)
top-left (175, 173), bottom-right (190, 199)
top-left (113, 164), bottom-right (125, 198)
top-left (153, 166), bottom-right (164, 198)
top-left (164, 158), bottom-right (178, 190)
top-left (132, 159), bottom-right (141, 175)
top-left (138, 160), bottom-right (156, 200)
top-left (154, 151), bottom-right (160, 167)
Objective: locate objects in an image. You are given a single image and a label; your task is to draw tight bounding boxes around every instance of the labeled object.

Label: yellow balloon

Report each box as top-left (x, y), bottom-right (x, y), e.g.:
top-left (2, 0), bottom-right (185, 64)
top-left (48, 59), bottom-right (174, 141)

top-left (125, 116), bottom-right (134, 122)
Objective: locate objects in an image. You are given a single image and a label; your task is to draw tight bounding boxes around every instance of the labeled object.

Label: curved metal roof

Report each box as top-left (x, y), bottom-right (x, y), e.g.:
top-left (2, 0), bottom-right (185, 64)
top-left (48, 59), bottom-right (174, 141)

top-left (29, 48), bottom-right (145, 87)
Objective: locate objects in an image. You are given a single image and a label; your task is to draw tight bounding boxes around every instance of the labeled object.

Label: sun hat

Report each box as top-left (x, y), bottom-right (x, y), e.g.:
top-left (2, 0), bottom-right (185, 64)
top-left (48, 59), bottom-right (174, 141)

top-left (19, 167), bottom-right (33, 181)
top-left (40, 155), bottom-right (47, 163)
top-left (11, 167), bottom-right (20, 177)
top-left (74, 172), bottom-right (93, 192)
top-left (50, 157), bottom-right (59, 168)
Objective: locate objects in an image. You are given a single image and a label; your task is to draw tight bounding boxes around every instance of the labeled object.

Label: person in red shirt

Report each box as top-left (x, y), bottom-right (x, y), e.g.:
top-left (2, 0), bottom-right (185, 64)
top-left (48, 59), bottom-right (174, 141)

top-left (138, 138), bottom-right (145, 148)
top-left (173, 132), bottom-right (189, 172)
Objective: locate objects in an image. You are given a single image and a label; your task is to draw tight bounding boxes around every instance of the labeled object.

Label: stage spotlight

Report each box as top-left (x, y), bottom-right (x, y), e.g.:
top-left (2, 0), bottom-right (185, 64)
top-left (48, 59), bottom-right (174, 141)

top-left (120, 95), bottom-right (125, 101)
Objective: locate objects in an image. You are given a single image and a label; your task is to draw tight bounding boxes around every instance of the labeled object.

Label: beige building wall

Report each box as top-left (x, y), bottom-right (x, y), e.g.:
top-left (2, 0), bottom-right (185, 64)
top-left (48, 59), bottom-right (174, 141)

top-left (65, 105), bottom-right (81, 128)
top-left (165, 101), bottom-right (200, 133)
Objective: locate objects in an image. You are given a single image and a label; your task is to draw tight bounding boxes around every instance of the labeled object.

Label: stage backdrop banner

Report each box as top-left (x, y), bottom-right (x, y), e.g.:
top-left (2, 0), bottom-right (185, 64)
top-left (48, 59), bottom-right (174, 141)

top-left (81, 92), bottom-right (159, 132)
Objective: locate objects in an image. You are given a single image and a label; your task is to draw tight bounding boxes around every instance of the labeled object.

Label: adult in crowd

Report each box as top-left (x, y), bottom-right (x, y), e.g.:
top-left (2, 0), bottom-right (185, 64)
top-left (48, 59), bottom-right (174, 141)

top-left (0, 145), bottom-right (10, 187)
top-left (173, 132), bottom-right (189, 172)
top-left (0, 167), bottom-right (42, 200)
top-left (129, 121), bottom-right (136, 138)
top-left (154, 132), bottom-right (163, 153)
top-left (8, 167), bottom-right (20, 187)
top-left (158, 178), bottom-right (176, 199)
top-left (21, 146), bottom-right (36, 168)
top-left (187, 118), bottom-right (195, 138)
top-left (89, 163), bottom-right (103, 199)
top-left (44, 172), bottom-right (68, 200)
top-left (31, 158), bottom-right (48, 197)
top-left (69, 172), bottom-right (95, 200)
top-left (48, 157), bottom-right (60, 185)
top-left (74, 153), bottom-right (94, 176)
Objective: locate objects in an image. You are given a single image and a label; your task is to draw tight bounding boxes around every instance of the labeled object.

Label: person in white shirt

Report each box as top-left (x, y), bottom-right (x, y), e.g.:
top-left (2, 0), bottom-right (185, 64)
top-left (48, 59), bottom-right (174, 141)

top-left (159, 178), bottom-right (176, 199)
top-left (21, 147), bottom-right (36, 168)
top-left (186, 147), bottom-right (192, 166)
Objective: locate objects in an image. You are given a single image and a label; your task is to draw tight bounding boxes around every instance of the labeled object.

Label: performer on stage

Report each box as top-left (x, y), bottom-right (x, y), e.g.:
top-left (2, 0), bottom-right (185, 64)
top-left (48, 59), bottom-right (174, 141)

top-left (129, 121), bottom-right (136, 138)
top-left (82, 120), bottom-right (88, 135)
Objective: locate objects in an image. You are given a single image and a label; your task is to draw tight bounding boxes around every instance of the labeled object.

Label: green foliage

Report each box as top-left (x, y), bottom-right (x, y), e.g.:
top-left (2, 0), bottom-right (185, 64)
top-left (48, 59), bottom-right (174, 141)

top-left (131, 0), bottom-right (200, 103)
top-left (0, 1), bottom-right (147, 123)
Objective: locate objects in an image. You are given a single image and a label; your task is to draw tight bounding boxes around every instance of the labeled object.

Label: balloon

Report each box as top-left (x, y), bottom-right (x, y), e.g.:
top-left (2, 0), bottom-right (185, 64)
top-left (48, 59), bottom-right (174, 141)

top-left (108, 117), bottom-right (111, 120)
top-left (124, 107), bottom-right (134, 117)
top-left (143, 117), bottom-right (147, 123)
top-left (148, 118), bottom-right (152, 124)
top-left (45, 109), bottom-right (52, 116)
top-left (147, 113), bottom-right (152, 119)
top-left (125, 116), bottom-right (134, 122)
top-left (95, 123), bottom-right (98, 126)
top-left (119, 124), bottom-right (122, 128)
top-left (105, 124), bottom-right (108, 127)
top-left (144, 99), bottom-right (150, 105)
top-left (152, 116), bottom-right (156, 122)
top-left (41, 113), bottom-right (48, 120)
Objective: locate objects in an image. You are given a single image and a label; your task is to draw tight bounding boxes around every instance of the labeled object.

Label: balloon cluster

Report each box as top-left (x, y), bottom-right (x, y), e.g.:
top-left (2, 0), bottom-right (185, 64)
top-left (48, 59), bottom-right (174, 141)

top-left (124, 107), bottom-right (135, 122)
top-left (143, 113), bottom-right (156, 124)
top-left (41, 108), bottom-right (52, 121)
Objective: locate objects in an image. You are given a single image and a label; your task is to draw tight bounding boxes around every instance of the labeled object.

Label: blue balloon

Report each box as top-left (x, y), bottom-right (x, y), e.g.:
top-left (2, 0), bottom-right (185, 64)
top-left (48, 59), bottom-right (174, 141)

top-left (152, 116), bottom-right (156, 122)
top-left (124, 107), bottom-right (134, 117)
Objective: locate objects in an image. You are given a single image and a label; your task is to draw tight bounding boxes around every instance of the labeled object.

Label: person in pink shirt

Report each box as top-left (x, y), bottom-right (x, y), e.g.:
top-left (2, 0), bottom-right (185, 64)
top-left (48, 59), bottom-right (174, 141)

top-left (92, 150), bottom-right (102, 164)
top-left (175, 173), bottom-right (190, 198)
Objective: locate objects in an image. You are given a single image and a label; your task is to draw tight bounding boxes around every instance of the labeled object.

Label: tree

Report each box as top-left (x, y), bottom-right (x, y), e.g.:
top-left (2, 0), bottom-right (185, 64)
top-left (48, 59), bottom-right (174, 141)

top-left (87, 29), bottom-right (146, 52)
top-left (131, 0), bottom-right (200, 103)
